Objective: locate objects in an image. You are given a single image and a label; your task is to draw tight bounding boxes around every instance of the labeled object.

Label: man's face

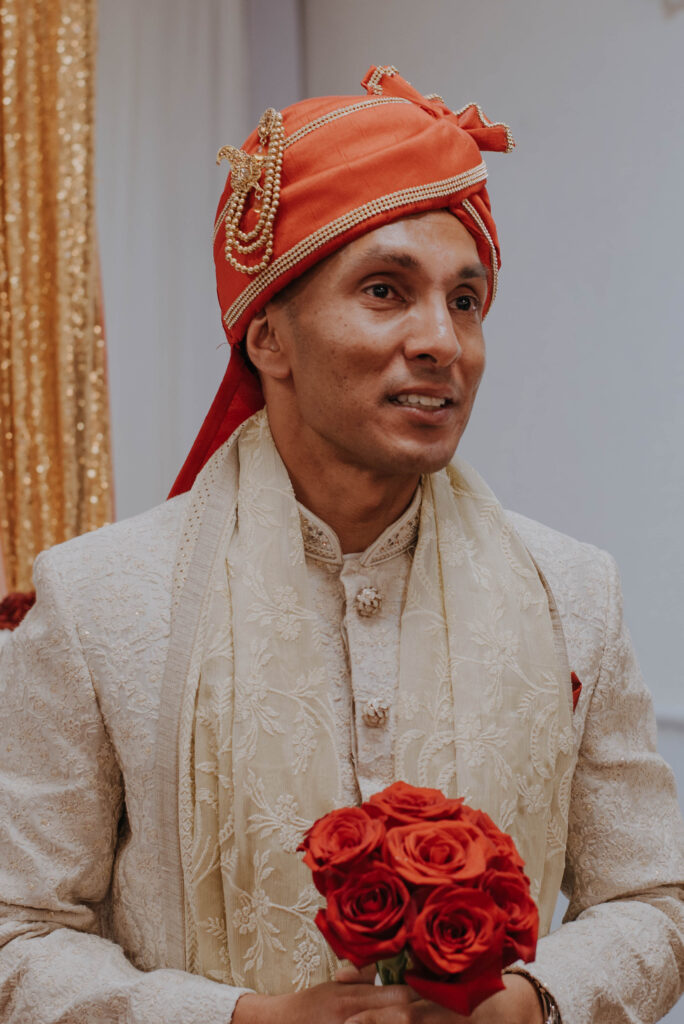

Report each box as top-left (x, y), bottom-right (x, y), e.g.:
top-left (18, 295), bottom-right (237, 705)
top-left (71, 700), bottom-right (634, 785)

top-left (260, 210), bottom-right (487, 480)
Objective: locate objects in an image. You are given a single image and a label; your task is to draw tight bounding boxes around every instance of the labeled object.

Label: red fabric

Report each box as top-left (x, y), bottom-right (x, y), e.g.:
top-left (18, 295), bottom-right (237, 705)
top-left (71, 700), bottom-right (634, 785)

top-left (0, 591), bottom-right (36, 630)
top-left (169, 350), bottom-right (264, 498)
top-left (170, 66), bottom-right (513, 497)
top-left (571, 671), bottom-right (582, 712)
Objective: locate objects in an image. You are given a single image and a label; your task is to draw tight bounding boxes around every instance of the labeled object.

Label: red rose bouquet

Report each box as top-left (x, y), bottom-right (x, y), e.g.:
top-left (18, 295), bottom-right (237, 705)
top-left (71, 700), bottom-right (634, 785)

top-left (298, 781), bottom-right (538, 1015)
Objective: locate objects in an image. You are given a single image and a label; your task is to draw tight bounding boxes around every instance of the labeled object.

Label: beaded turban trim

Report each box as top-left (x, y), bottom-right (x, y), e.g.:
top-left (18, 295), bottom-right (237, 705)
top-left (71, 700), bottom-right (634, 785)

top-left (169, 65), bottom-right (514, 497)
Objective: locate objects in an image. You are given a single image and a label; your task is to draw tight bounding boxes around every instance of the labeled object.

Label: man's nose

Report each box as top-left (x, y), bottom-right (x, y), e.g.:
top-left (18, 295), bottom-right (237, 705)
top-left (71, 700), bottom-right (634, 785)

top-left (403, 298), bottom-right (463, 365)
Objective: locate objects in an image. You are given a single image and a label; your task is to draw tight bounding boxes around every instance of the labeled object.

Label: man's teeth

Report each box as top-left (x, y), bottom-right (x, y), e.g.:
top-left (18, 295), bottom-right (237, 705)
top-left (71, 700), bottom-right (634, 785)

top-left (394, 394), bottom-right (447, 408)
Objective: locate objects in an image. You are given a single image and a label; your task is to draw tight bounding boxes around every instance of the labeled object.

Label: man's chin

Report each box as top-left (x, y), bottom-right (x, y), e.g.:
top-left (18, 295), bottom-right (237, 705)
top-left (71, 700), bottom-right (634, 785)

top-left (371, 439), bottom-right (461, 478)
top-left (409, 451), bottom-right (458, 475)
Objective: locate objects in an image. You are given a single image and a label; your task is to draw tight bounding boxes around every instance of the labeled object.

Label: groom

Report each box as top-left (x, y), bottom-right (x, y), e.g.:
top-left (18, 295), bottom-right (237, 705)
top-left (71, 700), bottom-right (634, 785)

top-left (0, 66), bottom-right (682, 1024)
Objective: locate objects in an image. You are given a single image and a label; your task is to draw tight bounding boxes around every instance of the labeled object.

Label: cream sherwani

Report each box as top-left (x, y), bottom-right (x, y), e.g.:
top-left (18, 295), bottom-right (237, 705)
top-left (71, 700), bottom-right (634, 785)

top-left (0, 486), bottom-right (682, 1023)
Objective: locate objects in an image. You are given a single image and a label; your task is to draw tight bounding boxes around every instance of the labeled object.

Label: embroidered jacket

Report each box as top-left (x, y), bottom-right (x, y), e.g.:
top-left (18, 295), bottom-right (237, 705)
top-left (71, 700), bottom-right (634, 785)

top-left (0, 494), bottom-right (682, 1024)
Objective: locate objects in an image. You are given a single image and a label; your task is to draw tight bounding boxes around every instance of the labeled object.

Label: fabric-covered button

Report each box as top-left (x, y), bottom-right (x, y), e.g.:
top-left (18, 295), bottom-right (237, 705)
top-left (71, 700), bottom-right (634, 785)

top-left (362, 699), bottom-right (390, 728)
top-left (354, 585), bottom-right (382, 617)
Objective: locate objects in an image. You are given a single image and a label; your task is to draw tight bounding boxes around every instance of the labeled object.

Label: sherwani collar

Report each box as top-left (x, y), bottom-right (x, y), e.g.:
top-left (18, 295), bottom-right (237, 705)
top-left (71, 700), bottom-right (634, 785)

top-left (297, 486), bottom-right (422, 567)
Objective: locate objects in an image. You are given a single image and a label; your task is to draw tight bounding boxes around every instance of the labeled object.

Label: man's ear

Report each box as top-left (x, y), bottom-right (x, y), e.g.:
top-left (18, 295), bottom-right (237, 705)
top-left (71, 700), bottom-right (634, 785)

top-left (244, 307), bottom-right (292, 380)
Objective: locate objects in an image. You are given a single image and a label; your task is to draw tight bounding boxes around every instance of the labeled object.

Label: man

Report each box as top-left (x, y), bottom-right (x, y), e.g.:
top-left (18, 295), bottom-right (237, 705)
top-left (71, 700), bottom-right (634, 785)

top-left (0, 66), bottom-right (682, 1024)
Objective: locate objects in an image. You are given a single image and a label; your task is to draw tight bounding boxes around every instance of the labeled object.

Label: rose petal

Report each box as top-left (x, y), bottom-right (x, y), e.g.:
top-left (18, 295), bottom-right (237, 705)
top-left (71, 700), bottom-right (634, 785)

top-left (364, 781), bottom-right (459, 827)
top-left (314, 867), bottom-right (410, 968)
top-left (406, 965), bottom-right (506, 1015)
top-left (298, 807), bottom-right (385, 876)
top-left (384, 820), bottom-right (491, 886)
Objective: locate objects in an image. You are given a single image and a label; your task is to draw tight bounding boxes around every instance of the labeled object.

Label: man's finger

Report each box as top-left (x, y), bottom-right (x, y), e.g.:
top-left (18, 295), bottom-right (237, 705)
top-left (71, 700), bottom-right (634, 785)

top-left (344, 1008), bottom-right (412, 1024)
top-left (342, 984), bottom-right (421, 1023)
top-left (336, 963), bottom-right (377, 984)
top-left (343, 995), bottom-right (468, 1024)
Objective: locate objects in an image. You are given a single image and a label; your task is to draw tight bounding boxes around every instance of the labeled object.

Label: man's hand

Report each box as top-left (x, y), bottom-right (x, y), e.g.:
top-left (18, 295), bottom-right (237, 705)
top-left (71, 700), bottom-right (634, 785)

top-left (233, 968), bottom-right (544, 1024)
top-left (340, 970), bottom-right (545, 1024)
top-left (232, 965), bottom-right (416, 1024)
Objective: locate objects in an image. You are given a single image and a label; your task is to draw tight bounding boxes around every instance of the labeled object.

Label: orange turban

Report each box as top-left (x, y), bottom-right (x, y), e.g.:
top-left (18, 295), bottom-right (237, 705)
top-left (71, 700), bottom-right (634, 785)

top-left (170, 65), bottom-right (513, 497)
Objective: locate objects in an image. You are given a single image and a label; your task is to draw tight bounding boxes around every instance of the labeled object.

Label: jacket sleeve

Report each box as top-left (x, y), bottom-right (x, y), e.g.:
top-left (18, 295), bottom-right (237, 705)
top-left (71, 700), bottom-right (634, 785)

top-left (0, 550), bottom-right (251, 1023)
top-left (525, 551), bottom-right (684, 1024)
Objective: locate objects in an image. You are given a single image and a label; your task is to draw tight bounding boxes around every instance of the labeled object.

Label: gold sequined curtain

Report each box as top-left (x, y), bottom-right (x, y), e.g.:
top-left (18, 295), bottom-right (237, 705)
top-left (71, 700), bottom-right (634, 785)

top-left (0, 0), bottom-right (112, 592)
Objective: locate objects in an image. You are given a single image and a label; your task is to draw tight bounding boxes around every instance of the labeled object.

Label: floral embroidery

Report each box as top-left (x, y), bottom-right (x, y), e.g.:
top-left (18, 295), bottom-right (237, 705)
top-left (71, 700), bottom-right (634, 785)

top-left (186, 412), bottom-right (574, 992)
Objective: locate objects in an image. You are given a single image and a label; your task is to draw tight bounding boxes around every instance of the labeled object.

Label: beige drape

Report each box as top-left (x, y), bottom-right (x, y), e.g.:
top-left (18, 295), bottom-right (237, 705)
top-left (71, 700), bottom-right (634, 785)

top-left (0, 0), bottom-right (113, 593)
top-left (178, 411), bottom-right (573, 991)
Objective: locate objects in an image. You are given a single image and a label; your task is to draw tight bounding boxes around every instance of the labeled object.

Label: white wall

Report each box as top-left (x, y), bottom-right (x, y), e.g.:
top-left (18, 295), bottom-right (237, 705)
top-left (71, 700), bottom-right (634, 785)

top-left (303, 0), bottom-right (684, 715)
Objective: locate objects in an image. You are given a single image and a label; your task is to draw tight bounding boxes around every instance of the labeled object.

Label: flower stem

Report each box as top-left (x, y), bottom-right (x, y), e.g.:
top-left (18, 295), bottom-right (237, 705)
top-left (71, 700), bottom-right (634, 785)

top-left (377, 949), bottom-right (410, 986)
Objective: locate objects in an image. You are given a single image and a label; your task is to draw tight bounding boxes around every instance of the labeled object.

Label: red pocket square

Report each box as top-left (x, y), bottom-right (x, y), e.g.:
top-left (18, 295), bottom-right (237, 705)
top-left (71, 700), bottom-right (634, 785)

top-left (571, 671), bottom-right (582, 712)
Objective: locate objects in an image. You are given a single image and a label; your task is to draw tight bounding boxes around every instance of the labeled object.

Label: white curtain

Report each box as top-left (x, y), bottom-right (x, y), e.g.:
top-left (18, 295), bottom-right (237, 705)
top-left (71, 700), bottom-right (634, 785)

top-left (96, 0), bottom-right (249, 518)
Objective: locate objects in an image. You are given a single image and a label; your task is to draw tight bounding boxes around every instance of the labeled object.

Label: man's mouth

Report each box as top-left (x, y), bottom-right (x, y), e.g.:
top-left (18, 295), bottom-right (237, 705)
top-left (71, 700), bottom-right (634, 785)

top-left (389, 393), bottom-right (452, 409)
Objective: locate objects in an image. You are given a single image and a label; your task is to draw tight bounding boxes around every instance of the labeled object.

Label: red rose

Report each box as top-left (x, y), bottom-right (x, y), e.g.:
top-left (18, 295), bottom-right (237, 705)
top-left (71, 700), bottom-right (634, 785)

top-left (364, 781), bottom-right (463, 827)
top-left (479, 869), bottom-right (538, 965)
top-left (406, 886), bottom-right (507, 1015)
top-left (383, 820), bottom-right (491, 887)
top-left (457, 805), bottom-right (527, 874)
top-left (298, 807), bottom-right (385, 894)
top-left (315, 865), bottom-right (410, 969)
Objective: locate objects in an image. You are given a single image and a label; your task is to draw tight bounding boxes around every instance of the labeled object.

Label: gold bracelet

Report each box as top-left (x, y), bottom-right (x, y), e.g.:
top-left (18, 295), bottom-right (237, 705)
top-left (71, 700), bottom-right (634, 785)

top-left (503, 967), bottom-right (561, 1024)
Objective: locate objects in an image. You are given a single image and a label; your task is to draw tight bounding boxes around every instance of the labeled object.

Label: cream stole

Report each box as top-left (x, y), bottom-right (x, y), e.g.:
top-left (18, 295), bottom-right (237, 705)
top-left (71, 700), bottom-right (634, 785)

top-left (175, 410), bottom-right (574, 992)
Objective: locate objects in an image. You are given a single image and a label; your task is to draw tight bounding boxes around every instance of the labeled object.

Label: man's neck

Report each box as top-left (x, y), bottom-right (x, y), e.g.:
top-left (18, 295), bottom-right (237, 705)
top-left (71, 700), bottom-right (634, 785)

top-left (291, 469), bottom-right (420, 554)
top-left (266, 427), bottom-right (417, 555)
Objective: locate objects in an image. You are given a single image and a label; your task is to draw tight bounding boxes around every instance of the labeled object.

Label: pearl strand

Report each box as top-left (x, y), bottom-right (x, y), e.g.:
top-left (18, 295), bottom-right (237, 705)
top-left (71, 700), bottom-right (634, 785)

top-left (218, 108), bottom-right (285, 276)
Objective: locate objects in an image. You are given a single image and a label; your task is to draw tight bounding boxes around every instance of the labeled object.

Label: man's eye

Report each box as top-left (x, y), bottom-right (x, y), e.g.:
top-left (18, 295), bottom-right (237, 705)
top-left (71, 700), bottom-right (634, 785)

top-left (365, 283), bottom-right (393, 299)
top-left (453, 294), bottom-right (480, 313)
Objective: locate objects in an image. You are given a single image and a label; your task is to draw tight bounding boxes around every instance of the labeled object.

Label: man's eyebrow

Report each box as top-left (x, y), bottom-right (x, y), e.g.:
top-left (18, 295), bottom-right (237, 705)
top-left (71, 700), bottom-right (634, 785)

top-left (357, 247), bottom-right (420, 270)
top-left (354, 248), bottom-right (488, 281)
top-left (458, 263), bottom-right (489, 281)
